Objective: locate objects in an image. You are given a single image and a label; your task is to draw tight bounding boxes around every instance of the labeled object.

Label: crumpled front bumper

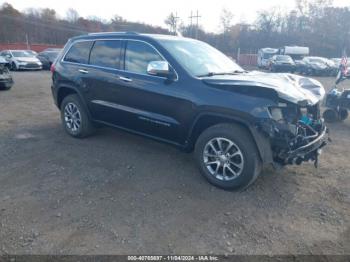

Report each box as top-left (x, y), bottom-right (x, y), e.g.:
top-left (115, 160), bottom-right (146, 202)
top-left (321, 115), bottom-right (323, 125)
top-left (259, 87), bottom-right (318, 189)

top-left (258, 117), bottom-right (329, 167)
top-left (283, 126), bottom-right (328, 164)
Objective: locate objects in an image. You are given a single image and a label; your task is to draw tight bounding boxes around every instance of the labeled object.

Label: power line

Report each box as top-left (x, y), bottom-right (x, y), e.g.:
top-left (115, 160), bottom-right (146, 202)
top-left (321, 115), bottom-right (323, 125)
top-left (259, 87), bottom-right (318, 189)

top-left (189, 10), bottom-right (201, 39)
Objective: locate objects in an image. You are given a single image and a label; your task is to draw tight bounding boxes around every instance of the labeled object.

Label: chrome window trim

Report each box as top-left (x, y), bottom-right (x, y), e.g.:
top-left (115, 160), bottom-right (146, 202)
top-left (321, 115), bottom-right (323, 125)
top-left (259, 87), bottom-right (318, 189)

top-left (61, 38), bottom-right (179, 81)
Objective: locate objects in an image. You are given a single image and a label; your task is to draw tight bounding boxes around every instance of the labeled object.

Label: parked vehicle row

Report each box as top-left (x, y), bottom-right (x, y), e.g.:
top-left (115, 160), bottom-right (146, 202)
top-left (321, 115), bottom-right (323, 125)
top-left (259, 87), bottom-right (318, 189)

top-left (266, 55), bottom-right (341, 76)
top-left (259, 46), bottom-right (345, 76)
top-left (0, 48), bottom-right (62, 71)
top-left (296, 56), bottom-right (338, 76)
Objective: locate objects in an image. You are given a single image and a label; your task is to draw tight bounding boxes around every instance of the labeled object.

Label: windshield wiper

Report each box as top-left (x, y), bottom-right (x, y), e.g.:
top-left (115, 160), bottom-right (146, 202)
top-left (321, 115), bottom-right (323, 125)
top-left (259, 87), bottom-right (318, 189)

top-left (197, 70), bottom-right (245, 77)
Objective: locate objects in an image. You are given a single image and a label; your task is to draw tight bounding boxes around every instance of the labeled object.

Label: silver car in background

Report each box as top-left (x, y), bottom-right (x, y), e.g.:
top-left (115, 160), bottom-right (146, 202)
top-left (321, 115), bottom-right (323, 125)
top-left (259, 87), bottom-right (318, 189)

top-left (0, 50), bottom-right (42, 70)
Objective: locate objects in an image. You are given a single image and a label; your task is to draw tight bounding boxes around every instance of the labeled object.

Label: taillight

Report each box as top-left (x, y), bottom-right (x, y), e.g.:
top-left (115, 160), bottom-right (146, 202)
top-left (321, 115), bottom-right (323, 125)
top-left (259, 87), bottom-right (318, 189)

top-left (50, 63), bottom-right (55, 73)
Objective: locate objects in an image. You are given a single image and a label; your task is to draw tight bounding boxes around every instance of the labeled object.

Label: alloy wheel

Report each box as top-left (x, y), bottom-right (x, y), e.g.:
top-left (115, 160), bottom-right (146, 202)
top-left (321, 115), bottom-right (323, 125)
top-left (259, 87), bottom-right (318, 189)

top-left (64, 102), bottom-right (82, 132)
top-left (203, 137), bottom-right (244, 181)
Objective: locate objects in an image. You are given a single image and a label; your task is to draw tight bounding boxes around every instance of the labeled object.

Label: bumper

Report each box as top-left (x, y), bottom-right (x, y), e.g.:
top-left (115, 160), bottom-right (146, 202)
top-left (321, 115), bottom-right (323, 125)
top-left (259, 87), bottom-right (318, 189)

top-left (312, 68), bottom-right (333, 75)
top-left (274, 65), bottom-right (295, 72)
top-left (285, 127), bottom-right (328, 161)
top-left (18, 63), bottom-right (42, 70)
top-left (0, 76), bottom-right (13, 88)
top-left (260, 117), bottom-right (329, 166)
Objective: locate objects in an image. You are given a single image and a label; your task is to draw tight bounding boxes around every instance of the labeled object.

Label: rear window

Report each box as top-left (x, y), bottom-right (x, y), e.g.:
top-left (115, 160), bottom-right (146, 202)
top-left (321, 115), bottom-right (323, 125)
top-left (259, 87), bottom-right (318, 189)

top-left (90, 40), bottom-right (122, 69)
top-left (64, 41), bottom-right (93, 64)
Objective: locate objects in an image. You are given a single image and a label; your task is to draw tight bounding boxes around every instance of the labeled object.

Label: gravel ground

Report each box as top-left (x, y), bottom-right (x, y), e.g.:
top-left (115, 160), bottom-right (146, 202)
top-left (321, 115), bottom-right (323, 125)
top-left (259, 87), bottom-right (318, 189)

top-left (0, 71), bottom-right (349, 255)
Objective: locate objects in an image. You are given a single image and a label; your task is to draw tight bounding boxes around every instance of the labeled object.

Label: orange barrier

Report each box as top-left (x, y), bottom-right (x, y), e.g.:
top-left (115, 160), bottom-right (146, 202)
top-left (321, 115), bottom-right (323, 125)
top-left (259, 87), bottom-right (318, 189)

top-left (0, 43), bottom-right (63, 52)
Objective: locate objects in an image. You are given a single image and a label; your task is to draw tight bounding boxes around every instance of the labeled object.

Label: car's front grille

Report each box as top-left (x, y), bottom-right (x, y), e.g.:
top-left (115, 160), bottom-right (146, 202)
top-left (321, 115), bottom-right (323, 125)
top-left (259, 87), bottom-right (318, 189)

top-left (25, 63), bottom-right (40, 68)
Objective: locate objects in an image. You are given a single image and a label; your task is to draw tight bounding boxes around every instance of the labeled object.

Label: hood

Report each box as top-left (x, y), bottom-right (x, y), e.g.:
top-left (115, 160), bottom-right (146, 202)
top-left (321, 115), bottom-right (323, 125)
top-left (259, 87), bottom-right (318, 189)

top-left (0, 57), bottom-right (8, 64)
top-left (308, 62), bottom-right (327, 69)
top-left (15, 57), bottom-right (41, 63)
top-left (202, 71), bottom-right (325, 105)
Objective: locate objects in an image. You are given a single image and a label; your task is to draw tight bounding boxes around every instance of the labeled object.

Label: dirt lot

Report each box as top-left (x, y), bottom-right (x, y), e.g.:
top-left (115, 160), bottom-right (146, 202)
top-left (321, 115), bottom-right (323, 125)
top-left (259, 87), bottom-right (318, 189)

top-left (0, 71), bottom-right (349, 255)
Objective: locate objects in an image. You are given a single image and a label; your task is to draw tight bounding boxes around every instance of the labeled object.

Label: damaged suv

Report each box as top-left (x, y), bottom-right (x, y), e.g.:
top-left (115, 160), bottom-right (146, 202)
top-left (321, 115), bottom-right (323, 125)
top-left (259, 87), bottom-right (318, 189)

top-left (51, 32), bottom-right (328, 190)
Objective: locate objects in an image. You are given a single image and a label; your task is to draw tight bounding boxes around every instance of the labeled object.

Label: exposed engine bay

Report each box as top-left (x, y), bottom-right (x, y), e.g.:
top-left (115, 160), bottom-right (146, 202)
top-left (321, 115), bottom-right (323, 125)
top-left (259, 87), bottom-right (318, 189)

top-left (260, 102), bottom-right (328, 167)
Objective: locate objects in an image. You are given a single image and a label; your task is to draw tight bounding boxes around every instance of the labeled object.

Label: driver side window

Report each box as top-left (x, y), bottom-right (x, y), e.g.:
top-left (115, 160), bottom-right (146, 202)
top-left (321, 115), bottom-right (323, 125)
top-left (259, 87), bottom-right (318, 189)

top-left (125, 41), bottom-right (163, 75)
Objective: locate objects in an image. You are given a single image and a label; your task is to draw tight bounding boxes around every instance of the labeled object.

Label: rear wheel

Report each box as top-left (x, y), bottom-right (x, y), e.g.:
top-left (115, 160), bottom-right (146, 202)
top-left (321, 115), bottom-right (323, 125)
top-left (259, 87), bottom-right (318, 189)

top-left (194, 124), bottom-right (261, 190)
top-left (60, 94), bottom-right (95, 138)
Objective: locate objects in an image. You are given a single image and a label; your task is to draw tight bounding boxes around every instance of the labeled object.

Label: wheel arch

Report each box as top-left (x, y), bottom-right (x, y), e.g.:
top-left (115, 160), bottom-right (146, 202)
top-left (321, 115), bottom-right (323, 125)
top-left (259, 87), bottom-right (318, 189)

top-left (56, 85), bottom-right (84, 109)
top-left (186, 112), bottom-right (273, 165)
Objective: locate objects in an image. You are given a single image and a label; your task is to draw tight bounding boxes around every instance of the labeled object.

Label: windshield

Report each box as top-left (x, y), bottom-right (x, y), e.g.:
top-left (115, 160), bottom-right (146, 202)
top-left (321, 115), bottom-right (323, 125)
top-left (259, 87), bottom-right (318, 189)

top-left (44, 51), bottom-right (60, 59)
top-left (11, 51), bottom-right (33, 58)
top-left (276, 55), bottom-right (293, 62)
top-left (263, 53), bottom-right (275, 59)
top-left (158, 38), bottom-right (243, 77)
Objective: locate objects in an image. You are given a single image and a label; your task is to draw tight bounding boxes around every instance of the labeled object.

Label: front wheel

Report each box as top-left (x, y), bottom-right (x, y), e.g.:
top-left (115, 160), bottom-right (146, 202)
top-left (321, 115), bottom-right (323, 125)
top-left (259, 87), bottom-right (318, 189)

top-left (194, 124), bottom-right (261, 190)
top-left (11, 62), bottom-right (17, 71)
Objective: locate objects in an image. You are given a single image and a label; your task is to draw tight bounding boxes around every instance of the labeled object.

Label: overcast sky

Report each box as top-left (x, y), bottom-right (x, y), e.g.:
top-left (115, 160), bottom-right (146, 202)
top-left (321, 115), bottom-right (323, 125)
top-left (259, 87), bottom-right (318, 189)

top-left (1, 0), bottom-right (349, 32)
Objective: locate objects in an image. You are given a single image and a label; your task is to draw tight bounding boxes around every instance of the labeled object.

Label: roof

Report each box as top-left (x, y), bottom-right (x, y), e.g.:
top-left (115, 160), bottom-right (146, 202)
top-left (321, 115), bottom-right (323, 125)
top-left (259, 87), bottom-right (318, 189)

top-left (72, 31), bottom-right (190, 42)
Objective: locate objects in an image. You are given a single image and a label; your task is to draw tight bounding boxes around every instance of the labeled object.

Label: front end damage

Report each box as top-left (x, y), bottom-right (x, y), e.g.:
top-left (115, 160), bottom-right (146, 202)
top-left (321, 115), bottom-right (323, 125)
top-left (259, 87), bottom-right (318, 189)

top-left (202, 71), bottom-right (329, 167)
top-left (259, 102), bottom-right (329, 167)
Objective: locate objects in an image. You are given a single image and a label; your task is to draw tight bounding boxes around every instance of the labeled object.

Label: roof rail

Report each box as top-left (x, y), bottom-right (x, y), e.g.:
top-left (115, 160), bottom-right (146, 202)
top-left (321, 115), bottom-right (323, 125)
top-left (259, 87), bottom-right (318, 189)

top-left (88, 31), bottom-right (139, 36)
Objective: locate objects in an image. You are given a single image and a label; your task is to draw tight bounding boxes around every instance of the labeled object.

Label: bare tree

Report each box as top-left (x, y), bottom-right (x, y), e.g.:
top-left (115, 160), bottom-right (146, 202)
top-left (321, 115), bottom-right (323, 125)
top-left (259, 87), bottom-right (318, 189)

top-left (164, 13), bottom-right (178, 34)
top-left (220, 8), bottom-right (234, 33)
top-left (40, 8), bottom-right (57, 21)
top-left (66, 8), bottom-right (79, 23)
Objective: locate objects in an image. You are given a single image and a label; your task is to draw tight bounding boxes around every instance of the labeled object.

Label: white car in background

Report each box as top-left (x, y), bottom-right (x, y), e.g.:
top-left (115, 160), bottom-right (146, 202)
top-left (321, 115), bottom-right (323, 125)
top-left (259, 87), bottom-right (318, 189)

top-left (0, 50), bottom-right (42, 70)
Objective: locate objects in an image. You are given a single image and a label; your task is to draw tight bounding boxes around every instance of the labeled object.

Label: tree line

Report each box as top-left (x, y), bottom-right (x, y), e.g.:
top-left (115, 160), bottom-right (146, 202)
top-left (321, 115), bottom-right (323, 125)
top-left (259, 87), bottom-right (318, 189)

top-left (0, 0), bottom-right (349, 57)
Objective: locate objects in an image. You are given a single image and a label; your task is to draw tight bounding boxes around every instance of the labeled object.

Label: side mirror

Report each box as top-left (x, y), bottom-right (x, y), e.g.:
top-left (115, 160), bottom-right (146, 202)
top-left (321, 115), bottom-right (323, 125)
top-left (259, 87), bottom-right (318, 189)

top-left (147, 61), bottom-right (170, 77)
top-left (5, 55), bottom-right (11, 59)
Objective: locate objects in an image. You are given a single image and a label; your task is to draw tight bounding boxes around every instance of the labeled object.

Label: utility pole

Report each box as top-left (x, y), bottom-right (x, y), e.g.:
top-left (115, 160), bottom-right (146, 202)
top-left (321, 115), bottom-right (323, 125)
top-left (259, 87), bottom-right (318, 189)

top-left (195, 10), bottom-right (201, 39)
top-left (25, 33), bottom-right (30, 50)
top-left (173, 12), bottom-right (180, 35)
top-left (189, 11), bottom-right (193, 38)
top-left (189, 10), bottom-right (201, 39)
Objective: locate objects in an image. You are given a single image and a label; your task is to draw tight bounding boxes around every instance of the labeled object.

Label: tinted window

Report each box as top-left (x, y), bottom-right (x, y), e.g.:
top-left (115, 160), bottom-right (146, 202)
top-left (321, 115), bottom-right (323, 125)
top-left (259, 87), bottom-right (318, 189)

top-left (125, 41), bottom-right (163, 74)
top-left (64, 41), bottom-right (92, 64)
top-left (90, 40), bottom-right (122, 68)
top-left (12, 51), bottom-right (32, 57)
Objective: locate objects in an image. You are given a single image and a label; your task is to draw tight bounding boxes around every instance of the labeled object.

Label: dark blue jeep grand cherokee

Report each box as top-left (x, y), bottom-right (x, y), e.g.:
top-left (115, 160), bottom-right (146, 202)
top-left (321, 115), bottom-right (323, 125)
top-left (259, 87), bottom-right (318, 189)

top-left (51, 32), bottom-right (328, 190)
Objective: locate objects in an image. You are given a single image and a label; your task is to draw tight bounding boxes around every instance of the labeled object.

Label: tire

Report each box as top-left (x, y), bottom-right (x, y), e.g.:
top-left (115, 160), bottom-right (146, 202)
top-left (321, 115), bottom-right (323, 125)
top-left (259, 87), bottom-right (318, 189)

top-left (323, 108), bottom-right (338, 123)
top-left (60, 94), bottom-right (95, 138)
top-left (339, 108), bottom-right (348, 121)
top-left (11, 62), bottom-right (17, 71)
top-left (194, 123), bottom-right (262, 190)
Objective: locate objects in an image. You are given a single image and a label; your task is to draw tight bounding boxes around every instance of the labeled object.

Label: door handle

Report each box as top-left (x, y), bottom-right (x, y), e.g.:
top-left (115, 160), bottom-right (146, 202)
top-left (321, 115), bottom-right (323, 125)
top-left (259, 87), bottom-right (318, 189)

top-left (119, 76), bottom-right (133, 82)
top-left (78, 69), bottom-right (89, 74)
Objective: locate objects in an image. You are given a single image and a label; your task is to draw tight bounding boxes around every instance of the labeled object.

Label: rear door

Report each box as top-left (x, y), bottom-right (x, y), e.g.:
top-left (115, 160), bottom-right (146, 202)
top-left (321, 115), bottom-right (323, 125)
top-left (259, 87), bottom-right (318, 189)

top-left (82, 39), bottom-right (126, 124)
top-left (61, 40), bottom-right (94, 96)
